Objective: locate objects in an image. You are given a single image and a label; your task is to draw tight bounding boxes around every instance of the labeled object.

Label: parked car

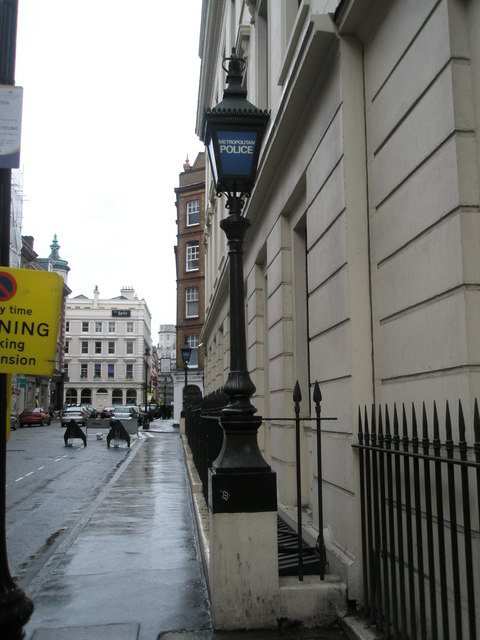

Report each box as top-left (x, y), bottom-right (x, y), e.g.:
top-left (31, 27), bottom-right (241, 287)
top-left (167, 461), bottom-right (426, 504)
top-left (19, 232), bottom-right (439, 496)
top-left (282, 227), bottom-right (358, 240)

top-left (81, 404), bottom-right (98, 418)
top-left (111, 406), bottom-right (139, 421)
top-left (100, 406), bottom-right (115, 419)
top-left (19, 407), bottom-right (51, 427)
top-left (61, 406), bottom-right (87, 428)
top-left (10, 414), bottom-right (19, 430)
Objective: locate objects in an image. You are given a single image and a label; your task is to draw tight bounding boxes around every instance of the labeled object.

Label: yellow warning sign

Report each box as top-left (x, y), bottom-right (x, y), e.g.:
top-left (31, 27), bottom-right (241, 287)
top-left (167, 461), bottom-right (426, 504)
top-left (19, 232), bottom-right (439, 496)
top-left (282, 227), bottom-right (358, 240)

top-left (0, 267), bottom-right (63, 375)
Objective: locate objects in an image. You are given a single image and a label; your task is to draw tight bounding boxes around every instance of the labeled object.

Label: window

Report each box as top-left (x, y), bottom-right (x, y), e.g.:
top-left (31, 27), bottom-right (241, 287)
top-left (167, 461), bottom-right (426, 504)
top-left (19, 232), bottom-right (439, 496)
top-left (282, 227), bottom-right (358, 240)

top-left (126, 388), bottom-right (137, 404)
top-left (95, 321), bottom-right (102, 332)
top-left (186, 241), bottom-right (199, 271)
top-left (126, 364), bottom-right (133, 379)
top-left (186, 287), bottom-right (199, 317)
top-left (126, 341), bottom-right (134, 354)
top-left (108, 341), bottom-right (115, 354)
top-left (81, 363), bottom-right (88, 379)
top-left (81, 389), bottom-right (92, 404)
top-left (127, 321), bottom-right (134, 333)
top-left (66, 389), bottom-right (77, 404)
top-left (108, 364), bottom-right (115, 379)
top-left (108, 321), bottom-right (115, 333)
top-left (82, 321), bottom-right (89, 332)
top-left (64, 364), bottom-right (69, 378)
top-left (187, 199), bottom-right (200, 226)
top-left (94, 363), bottom-right (101, 379)
top-left (65, 341), bottom-right (69, 354)
top-left (95, 341), bottom-right (102, 354)
top-left (66, 321), bottom-right (70, 332)
top-left (186, 334), bottom-right (199, 367)
top-left (81, 341), bottom-right (88, 354)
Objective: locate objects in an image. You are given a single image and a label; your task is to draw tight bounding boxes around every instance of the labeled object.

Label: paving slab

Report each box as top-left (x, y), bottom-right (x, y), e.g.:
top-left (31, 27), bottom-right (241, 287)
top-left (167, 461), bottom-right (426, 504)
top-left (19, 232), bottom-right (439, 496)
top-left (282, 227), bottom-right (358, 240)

top-left (31, 622), bottom-right (139, 639)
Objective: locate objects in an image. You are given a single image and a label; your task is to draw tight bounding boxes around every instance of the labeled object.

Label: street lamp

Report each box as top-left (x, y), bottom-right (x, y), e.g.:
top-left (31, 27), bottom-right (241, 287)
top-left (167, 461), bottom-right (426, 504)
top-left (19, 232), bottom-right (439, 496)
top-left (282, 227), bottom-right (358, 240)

top-left (144, 346), bottom-right (150, 429)
top-left (163, 376), bottom-right (168, 407)
top-left (202, 48), bottom-right (276, 512)
top-left (180, 342), bottom-right (192, 418)
top-left (181, 341), bottom-right (192, 393)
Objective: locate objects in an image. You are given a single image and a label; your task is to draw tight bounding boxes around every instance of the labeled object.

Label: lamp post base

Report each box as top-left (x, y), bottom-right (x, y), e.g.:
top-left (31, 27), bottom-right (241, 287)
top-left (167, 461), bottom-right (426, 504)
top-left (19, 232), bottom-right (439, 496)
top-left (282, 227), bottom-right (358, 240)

top-left (208, 509), bottom-right (279, 630)
top-left (209, 467), bottom-right (276, 514)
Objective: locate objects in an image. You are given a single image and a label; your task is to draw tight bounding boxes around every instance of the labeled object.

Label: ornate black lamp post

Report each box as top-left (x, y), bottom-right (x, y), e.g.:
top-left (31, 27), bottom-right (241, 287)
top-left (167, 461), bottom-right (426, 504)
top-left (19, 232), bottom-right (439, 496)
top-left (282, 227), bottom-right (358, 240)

top-left (202, 48), bottom-right (276, 512)
top-left (181, 341), bottom-right (192, 391)
top-left (163, 376), bottom-right (168, 406)
top-left (180, 342), bottom-right (192, 417)
top-left (143, 346), bottom-right (150, 428)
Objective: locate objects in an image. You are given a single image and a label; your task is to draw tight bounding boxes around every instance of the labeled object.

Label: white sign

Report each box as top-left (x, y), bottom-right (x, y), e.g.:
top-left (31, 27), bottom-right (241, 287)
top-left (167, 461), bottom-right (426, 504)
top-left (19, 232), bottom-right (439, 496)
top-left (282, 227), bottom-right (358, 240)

top-left (0, 86), bottom-right (23, 168)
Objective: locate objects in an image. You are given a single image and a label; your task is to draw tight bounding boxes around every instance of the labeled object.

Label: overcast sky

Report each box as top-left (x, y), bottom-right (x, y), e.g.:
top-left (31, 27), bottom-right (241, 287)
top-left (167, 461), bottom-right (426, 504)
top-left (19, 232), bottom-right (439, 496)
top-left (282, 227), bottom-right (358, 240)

top-left (14, 0), bottom-right (204, 337)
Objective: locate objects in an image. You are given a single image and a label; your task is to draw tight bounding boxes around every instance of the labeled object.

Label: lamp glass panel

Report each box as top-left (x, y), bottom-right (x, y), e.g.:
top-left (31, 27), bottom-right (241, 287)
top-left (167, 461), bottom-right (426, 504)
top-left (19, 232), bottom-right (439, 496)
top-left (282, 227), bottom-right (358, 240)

top-left (208, 138), bottom-right (219, 184)
top-left (217, 130), bottom-right (257, 177)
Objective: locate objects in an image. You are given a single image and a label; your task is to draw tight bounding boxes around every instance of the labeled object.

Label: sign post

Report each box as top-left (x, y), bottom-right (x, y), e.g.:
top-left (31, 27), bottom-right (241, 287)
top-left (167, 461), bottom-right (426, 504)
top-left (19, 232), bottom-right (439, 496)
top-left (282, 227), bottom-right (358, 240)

top-left (0, 2), bottom-right (36, 636)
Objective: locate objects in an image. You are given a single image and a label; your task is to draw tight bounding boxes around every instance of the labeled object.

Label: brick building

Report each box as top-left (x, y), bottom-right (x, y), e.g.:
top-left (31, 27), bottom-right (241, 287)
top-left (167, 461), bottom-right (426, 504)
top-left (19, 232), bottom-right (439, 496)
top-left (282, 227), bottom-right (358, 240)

top-left (173, 153), bottom-right (205, 421)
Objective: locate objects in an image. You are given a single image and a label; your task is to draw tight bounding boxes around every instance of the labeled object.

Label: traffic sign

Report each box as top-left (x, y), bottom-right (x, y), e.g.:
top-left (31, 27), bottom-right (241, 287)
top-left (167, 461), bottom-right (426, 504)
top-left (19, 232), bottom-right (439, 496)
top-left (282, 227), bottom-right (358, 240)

top-left (0, 268), bottom-right (63, 375)
top-left (0, 271), bottom-right (17, 301)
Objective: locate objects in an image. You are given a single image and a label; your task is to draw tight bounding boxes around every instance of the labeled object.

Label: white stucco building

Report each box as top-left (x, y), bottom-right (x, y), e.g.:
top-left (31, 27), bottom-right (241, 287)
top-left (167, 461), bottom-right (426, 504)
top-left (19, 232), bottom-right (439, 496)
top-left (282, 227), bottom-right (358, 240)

top-left (64, 286), bottom-right (152, 409)
top-left (196, 0), bottom-right (480, 633)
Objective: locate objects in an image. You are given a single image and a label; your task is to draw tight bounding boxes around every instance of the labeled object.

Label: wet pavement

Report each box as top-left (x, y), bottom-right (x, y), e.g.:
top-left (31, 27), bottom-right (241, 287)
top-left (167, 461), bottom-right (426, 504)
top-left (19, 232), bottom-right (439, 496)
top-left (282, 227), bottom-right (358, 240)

top-left (23, 420), bottom-right (358, 640)
top-left (25, 421), bottom-right (211, 640)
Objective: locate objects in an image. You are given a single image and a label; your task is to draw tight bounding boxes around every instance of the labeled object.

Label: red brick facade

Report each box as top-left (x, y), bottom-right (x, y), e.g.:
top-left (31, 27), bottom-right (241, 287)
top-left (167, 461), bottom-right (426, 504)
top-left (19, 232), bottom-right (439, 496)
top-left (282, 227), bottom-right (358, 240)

top-left (174, 153), bottom-right (205, 369)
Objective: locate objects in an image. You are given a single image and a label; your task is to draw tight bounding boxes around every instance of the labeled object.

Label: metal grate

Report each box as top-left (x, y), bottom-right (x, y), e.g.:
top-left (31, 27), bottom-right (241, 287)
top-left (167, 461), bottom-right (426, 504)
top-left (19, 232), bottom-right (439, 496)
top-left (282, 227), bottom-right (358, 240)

top-left (277, 516), bottom-right (321, 576)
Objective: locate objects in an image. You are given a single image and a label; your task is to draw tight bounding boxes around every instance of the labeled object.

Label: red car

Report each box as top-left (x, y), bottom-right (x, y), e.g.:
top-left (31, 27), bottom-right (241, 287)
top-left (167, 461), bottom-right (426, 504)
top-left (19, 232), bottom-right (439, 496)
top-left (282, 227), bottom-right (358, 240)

top-left (19, 407), bottom-right (51, 427)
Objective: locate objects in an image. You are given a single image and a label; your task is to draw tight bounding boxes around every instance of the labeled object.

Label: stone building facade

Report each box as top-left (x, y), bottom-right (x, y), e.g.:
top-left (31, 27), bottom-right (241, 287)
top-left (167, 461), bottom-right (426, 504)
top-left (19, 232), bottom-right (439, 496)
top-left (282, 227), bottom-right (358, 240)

top-left (196, 0), bottom-right (480, 614)
top-left (64, 286), bottom-right (152, 410)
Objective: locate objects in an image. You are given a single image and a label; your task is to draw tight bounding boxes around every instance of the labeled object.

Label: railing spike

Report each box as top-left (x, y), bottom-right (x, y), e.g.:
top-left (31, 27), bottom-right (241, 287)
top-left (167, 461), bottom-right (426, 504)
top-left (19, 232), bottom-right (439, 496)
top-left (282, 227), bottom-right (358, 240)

top-left (445, 400), bottom-right (452, 442)
top-left (411, 403), bottom-right (418, 442)
top-left (293, 380), bottom-right (302, 404)
top-left (385, 404), bottom-right (391, 438)
top-left (393, 404), bottom-right (399, 438)
top-left (313, 380), bottom-right (322, 403)
top-left (473, 399), bottom-right (480, 444)
top-left (458, 400), bottom-right (466, 443)
top-left (402, 403), bottom-right (409, 440)
top-left (433, 401), bottom-right (440, 442)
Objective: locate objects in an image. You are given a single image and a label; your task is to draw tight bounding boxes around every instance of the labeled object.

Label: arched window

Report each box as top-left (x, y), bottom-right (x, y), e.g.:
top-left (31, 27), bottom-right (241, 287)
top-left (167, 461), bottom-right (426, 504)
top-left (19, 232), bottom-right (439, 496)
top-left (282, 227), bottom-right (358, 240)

top-left (126, 388), bottom-right (137, 404)
top-left (81, 389), bottom-right (92, 404)
top-left (65, 389), bottom-right (77, 404)
top-left (112, 389), bottom-right (123, 405)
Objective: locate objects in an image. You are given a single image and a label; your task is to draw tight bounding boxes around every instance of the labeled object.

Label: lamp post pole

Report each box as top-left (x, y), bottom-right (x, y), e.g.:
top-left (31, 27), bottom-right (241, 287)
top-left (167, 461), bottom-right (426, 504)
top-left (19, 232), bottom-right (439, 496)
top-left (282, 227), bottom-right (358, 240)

top-left (0, 2), bottom-right (34, 636)
top-left (180, 342), bottom-right (192, 414)
top-left (203, 48), bottom-right (276, 506)
top-left (202, 49), bottom-right (278, 629)
top-left (144, 346), bottom-right (149, 429)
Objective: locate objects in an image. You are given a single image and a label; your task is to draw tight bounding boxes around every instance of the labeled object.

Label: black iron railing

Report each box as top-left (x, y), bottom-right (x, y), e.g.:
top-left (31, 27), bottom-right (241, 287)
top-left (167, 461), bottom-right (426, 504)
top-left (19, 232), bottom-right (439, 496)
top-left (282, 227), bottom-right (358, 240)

top-left (184, 389), bottom-right (226, 503)
top-left (184, 383), bottom-right (332, 580)
top-left (354, 400), bottom-right (480, 640)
